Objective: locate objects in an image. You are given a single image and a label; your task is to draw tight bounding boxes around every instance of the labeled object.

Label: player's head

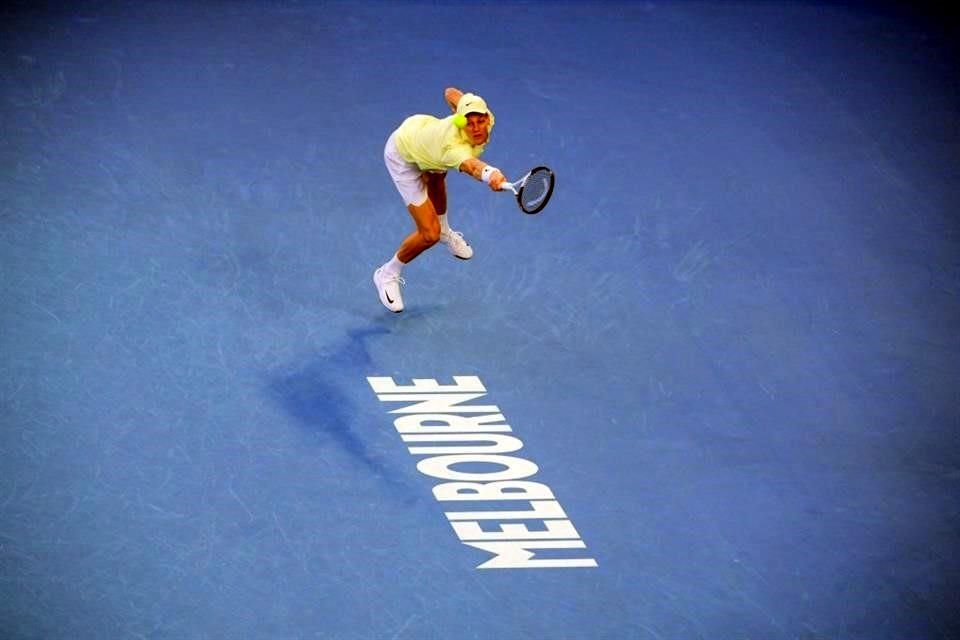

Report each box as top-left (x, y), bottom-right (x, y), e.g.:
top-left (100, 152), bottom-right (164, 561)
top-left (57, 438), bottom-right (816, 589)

top-left (454, 93), bottom-right (494, 146)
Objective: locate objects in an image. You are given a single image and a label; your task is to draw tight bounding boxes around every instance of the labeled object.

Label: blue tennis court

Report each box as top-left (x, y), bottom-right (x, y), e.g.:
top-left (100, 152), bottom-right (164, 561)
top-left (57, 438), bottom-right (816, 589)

top-left (2, 1), bottom-right (958, 638)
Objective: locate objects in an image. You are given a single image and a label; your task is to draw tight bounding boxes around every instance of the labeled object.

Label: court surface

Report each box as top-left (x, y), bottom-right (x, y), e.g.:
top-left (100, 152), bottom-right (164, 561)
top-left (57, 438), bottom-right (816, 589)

top-left (2, 1), bottom-right (958, 638)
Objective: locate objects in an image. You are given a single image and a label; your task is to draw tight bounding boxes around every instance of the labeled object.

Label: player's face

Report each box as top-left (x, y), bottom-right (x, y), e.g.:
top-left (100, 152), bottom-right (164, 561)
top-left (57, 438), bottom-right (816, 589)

top-left (464, 113), bottom-right (490, 145)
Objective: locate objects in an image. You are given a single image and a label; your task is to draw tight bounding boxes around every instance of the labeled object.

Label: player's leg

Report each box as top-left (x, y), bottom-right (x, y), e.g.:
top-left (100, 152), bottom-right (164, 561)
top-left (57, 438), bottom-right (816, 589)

top-left (426, 171), bottom-right (473, 260)
top-left (374, 198), bottom-right (440, 313)
top-left (376, 132), bottom-right (431, 312)
top-left (425, 171), bottom-right (447, 216)
top-left (397, 198), bottom-right (441, 262)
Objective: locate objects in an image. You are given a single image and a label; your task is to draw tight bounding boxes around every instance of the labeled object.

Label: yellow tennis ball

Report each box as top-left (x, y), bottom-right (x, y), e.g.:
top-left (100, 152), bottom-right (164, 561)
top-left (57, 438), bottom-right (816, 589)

top-left (453, 113), bottom-right (467, 128)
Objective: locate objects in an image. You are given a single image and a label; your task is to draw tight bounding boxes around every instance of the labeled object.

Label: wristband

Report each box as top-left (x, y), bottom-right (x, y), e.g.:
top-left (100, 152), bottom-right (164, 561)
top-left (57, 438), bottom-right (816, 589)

top-left (480, 165), bottom-right (500, 184)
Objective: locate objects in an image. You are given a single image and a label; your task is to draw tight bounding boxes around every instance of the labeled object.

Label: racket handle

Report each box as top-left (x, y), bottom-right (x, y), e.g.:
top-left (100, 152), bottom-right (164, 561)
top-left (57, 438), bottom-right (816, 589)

top-left (501, 182), bottom-right (518, 195)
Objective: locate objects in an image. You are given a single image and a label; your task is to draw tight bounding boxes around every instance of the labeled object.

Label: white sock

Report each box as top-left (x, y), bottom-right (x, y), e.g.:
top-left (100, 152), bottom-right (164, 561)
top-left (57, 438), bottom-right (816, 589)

top-left (383, 253), bottom-right (404, 276)
top-left (438, 213), bottom-right (450, 234)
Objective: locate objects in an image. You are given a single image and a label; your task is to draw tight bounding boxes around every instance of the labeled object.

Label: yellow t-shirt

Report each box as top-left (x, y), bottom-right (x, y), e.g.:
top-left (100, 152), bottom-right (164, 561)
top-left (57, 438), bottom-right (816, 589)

top-left (394, 114), bottom-right (485, 172)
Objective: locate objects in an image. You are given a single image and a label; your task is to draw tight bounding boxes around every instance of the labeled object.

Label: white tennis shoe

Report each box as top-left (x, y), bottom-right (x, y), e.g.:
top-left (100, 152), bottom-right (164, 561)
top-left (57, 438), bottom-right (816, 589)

top-left (373, 267), bottom-right (404, 313)
top-left (440, 229), bottom-right (473, 260)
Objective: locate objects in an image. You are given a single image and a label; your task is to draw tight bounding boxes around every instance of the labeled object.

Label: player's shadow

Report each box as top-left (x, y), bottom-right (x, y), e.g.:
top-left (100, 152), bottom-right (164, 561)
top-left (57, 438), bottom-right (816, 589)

top-left (266, 323), bottom-right (419, 502)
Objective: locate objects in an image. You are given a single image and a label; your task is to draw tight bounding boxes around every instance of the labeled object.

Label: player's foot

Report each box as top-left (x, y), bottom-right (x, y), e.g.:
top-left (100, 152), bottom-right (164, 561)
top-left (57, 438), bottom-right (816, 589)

top-left (373, 267), bottom-right (404, 313)
top-left (440, 229), bottom-right (473, 260)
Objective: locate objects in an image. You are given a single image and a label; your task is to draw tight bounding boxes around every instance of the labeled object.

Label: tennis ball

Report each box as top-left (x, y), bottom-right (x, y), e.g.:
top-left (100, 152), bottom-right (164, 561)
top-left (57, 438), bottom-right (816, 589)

top-left (453, 113), bottom-right (467, 128)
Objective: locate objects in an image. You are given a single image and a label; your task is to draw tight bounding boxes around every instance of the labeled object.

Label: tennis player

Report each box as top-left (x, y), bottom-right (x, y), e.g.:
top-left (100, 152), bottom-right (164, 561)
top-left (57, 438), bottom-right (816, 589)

top-left (374, 87), bottom-right (508, 313)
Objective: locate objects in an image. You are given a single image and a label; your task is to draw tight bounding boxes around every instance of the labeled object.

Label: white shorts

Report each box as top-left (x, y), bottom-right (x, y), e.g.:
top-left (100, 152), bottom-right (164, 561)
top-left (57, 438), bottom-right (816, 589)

top-left (384, 130), bottom-right (443, 206)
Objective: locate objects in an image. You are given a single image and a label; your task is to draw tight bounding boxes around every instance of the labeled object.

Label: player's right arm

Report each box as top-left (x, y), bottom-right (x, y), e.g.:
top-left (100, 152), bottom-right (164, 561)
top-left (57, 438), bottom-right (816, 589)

top-left (460, 157), bottom-right (506, 191)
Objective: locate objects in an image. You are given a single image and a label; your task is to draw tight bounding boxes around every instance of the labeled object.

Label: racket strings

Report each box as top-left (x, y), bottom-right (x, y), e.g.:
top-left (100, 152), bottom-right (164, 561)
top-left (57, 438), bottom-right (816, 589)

top-left (521, 170), bottom-right (552, 210)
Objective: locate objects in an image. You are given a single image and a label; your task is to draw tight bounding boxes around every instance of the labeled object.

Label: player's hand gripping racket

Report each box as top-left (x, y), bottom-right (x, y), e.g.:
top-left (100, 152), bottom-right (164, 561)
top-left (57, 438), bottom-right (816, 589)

top-left (502, 166), bottom-right (555, 214)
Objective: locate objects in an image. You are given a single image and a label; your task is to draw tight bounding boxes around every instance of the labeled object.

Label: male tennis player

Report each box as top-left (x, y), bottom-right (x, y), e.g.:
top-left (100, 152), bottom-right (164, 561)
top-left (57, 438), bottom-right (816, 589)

top-left (373, 87), bottom-right (508, 313)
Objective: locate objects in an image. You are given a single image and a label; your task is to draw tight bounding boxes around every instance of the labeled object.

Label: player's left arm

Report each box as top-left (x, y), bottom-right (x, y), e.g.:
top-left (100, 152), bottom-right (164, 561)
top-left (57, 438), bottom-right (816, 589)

top-left (444, 87), bottom-right (463, 112)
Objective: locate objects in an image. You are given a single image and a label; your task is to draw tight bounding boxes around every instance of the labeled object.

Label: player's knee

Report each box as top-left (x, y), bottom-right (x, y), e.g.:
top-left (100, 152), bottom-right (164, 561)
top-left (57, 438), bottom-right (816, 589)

top-left (420, 227), bottom-right (441, 246)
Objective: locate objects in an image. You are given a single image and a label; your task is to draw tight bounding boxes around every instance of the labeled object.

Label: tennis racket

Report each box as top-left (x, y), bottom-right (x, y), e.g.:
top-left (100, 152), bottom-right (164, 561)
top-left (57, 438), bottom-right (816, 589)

top-left (502, 166), bottom-right (555, 214)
